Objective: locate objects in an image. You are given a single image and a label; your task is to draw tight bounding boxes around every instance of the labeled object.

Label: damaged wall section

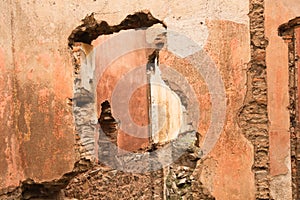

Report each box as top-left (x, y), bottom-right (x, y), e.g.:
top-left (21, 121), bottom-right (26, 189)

top-left (238, 0), bottom-right (270, 199)
top-left (0, 1), bottom-right (255, 199)
top-left (70, 10), bottom-right (167, 159)
top-left (66, 10), bottom-right (213, 199)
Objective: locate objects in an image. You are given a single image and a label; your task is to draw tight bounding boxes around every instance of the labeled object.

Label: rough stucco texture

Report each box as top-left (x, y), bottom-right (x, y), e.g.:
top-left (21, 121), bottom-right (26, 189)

top-left (0, 0), bottom-right (76, 189)
top-left (203, 19), bottom-right (254, 200)
top-left (265, 0), bottom-right (299, 199)
top-left (0, 0), bottom-right (19, 189)
top-left (0, 0), bottom-right (269, 199)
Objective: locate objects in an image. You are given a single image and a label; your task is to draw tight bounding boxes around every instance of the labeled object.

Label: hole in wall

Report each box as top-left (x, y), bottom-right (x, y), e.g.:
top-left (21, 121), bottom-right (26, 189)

top-left (70, 10), bottom-right (205, 173)
top-left (63, 9), bottom-right (216, 200)
top-left (70, 10), bottom-right (196, 156)
top-left (0, 10), bottom-right (214, 200)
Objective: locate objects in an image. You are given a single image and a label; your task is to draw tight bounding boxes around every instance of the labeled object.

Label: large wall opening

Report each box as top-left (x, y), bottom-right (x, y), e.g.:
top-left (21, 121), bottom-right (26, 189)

top-left (66, 10), bottom-right (215, 199)
top-left (68, 11), bottom-right (206, 165)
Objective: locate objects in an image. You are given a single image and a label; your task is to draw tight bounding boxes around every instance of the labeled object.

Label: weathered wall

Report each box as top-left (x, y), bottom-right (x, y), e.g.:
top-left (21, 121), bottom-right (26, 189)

top-left (71, 1), bottom-right (252, 199)
top-left (0, 0), bottom-right (77, 191)
top-left (0, 0), bottom-right (20, 189)
top-left (0, 0), bottom-right (81, 194)
top-left (0, 0), bottom-right (251, 197)
top-left (265, 0), bottom-right (300, 199)
top-left (95, 37), bottom-right (151, 152)
top-left (1, 0), bottom-right (297, 199)
top-left (205, 19), bottom-right (254, 199)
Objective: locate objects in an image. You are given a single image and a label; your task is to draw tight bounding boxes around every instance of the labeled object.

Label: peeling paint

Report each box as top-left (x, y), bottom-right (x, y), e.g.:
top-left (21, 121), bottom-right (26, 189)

top-left (0, 0), bottom-right (298, 199)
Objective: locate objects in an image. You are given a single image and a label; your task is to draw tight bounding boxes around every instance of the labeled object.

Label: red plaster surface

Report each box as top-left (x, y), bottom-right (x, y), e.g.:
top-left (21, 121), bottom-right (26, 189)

top-left (94, 20), bottom-right (254, 199)
top-left (0, 1), bottom-right (293, 199)
top-left (201, 20), bottom-right (255, 200)
top-left (0, 46), bottom-right (25, 189)
top-left (96, 49), bottom-right (150, 152)
top-left (0, 0), bottom-right (260, 198)
top-left (8, 8), bottom-right (76, 180)
top-left (159, 50), bottom-right (211, 142)
top-left (0, 2), bottom-right (76, 186)
top-left (0, 1), bottom-right (25, 188)
top-left (0, 44), bottom-right (25, 188)
top-left (95, 36), bottom-right (211, 152)
top-left (265, 1), bottom-right (293, 192)
top-left (129, 85), bottom-right (149, 127)
top-left (270, 131), bottom-right (289, 176)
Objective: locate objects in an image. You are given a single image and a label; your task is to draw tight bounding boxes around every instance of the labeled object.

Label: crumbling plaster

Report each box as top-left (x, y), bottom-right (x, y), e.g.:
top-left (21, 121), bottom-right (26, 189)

top-left (3, 0), bottom-right (296, 199)
top-left (0, 0), bottom-right (20, 189)
top-left (69, 2), bottom-right (253, 200)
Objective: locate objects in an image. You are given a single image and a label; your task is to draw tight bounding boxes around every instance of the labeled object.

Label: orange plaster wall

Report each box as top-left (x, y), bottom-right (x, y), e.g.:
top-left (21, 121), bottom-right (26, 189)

top-left (265, 0), bottom-right (300, 199)
top-left (2, 1), bottom-right (293, 199)
top-left (200, 20), bottom-right (255, 200)
top-left (82, 14), bottom-right (254, 200)
top-left (96, 40), bottom-right (150, 152)
top-left (265, 0), bottom-right (295, 176)
top-left (0, 1), bottom-right (25, 188)
top-left (0, 0), bottom-right (76, 189)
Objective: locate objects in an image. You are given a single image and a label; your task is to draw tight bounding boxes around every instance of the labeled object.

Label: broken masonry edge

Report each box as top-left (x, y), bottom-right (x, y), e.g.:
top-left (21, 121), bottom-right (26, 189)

top-left (278, 16), bottom-right (300, 36)
top-left (68, 10), bottom-right (167, 48)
